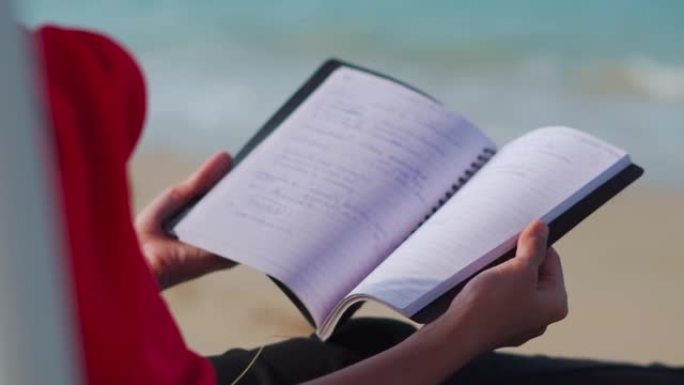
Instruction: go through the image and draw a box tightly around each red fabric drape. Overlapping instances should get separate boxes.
[35,25,216,385]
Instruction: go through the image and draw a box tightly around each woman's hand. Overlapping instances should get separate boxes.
[437,220,568,353]
[135,152,236,290]
[305,220,568,385]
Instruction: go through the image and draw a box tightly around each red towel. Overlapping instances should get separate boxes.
[35,25,215,385]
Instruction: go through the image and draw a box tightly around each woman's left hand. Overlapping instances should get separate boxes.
[135,151,236,290]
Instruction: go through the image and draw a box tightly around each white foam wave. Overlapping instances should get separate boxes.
[624,58,684,102]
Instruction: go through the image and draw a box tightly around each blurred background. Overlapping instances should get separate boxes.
[19,0,683,365]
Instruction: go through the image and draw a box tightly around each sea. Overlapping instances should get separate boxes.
[17,0,684,187]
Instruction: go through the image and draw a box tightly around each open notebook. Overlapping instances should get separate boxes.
[172,59,643,340]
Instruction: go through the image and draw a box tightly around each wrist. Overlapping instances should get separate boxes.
[422,312,485,359]
[304,314,485,385]
[395,313,485,383]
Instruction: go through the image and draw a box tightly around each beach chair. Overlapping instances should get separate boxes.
[0,1,80,383]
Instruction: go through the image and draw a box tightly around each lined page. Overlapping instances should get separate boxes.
[351,126,631,316]
[174,66,494,325]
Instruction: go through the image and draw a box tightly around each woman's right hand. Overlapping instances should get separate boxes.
[437,220,568,353]
[306,220,568,385]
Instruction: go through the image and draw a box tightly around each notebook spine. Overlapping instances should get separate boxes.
[412,147,496,232]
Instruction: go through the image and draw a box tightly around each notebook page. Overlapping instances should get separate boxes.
[351,126,631,316]
[174,66,494,325]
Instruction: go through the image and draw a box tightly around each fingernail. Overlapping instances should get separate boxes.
[534,221,548,240]
[539,223,548,237]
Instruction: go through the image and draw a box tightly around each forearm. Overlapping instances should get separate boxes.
[305,315,483,385]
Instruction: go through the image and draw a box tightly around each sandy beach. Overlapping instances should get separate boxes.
[131,149,684,366]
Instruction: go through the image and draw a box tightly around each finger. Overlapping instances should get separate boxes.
[153,242,237,289]
[530,326,547,338]
[178,151,232,198]
[181,243,237,270]
[515,220,548,268]
[537,248,568,322]
[502,326,547,347]
[539,247,564,288]
[518,326,547,342]
[136,152,232,233]
[540,292,569,324]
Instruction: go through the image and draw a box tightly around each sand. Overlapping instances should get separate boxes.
[130,149,684,366]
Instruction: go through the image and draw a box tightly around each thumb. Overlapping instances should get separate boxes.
[136,152,232,233]
[179,151,232,198]
[515,220,549,268]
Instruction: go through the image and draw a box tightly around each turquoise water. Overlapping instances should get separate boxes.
[18,1,684,186]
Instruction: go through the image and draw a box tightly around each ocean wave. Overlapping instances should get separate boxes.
[19,0,684,186]
[576,58,684,102]
[623,58,684,102]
